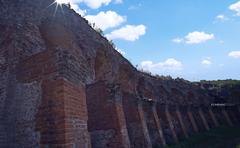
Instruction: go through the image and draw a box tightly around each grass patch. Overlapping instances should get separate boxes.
[167,126,240,148]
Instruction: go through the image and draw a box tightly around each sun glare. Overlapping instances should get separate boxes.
[55,0,69,4]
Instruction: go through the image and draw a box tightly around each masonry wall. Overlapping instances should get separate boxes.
[0,0,239,147]
[122,93,149,148]
[86,81,130,148]
[85,82,240,148]
[37,78,90,147]
[0,44,239,148]
[0,46,91,147]
[142,102,162,148]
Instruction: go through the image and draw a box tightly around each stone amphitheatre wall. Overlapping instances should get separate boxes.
[0,0,239,147]
[86,81,240,148]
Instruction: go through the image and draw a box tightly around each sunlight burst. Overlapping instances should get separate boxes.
[55,0,69,4]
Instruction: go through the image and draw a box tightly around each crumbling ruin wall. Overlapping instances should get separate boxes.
[86,81,130,148]
[0,0,93,147]
[0,0,239,148]
[122,93,149,148]
[86,81,240,148]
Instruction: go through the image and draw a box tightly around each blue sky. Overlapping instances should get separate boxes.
[57,0,240,81]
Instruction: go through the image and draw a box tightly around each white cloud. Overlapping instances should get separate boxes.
[229,1,240,16]
[60,0,122,12]
[173,31,214,44]
[115,0,123,4]
[185,31,214,44]
[71,3,87,15]
[201,59,212,65]
[106,25,146,41]
[67,0,111,10]
[128,3,142,10]
[172,38,183,43]
[201,57,212,66]
[228,51,240,58]
[85,11,126,31]
[216,14,228,21]
[216,15,225,19]
[140,58,183,72]
[116,48,126,55]
[79,0,111,9]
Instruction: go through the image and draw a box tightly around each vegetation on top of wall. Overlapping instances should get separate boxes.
[137,68,191,82]
[85,20,239,87]
[198,79,240,86]
[94,27,104,35]
[108,40,116,49]
[138,68,153,76]
[194,79,240,104]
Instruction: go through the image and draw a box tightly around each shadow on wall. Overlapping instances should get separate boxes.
[86,81,240,148]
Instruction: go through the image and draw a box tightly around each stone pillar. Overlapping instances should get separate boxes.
[176,106,188,138]
[208,108,219,127]
[152,103,166,146]
[165,105,178,143]
[87,82,130,148]
[138,100,152,148]
[115,99,131,148]
[38,78,91,148]
[222,108,233,126]
[198,108,210,131]
[229,106,238,124]
[187,107,199,133]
